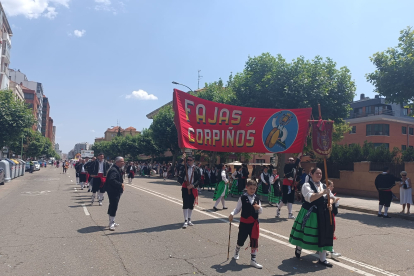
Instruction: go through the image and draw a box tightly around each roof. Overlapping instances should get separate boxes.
[124,127,137,131]
[106,126,123,132]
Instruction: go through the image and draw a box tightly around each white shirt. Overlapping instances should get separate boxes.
[98,160,104,173]
[231,193,263,216]
[301,181,334,203]
[221,170,229,183]
[185,165,195,185]
[232,171,238,179]
[270,174,279,184]
[81,164,85,173]
[261,172,269,184]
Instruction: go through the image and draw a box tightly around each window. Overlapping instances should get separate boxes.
[410,128,414,135]
[349,126,356,134]
[373,143,389,149]
[366,124,389,136]
[255,159,265,164]
[402,145,407,151]
[366,106,372,114]
[410,146,414,149]
[24,93,34,99]
[402,126,407,134]
[403,109,408,116]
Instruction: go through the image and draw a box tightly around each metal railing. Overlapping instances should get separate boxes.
[350,109,395,118]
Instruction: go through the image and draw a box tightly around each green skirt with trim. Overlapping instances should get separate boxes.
[230,179,243,195]
[289,207,333,252]
[256,183,270,196]
[213,181,229,201]
[268,184,282,204]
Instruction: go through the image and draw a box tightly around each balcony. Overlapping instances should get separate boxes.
[2,32,11,47]
[349,109,395,119]
[1,44,10,63]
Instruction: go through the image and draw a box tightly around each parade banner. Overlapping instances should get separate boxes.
[173,89,312,153]
[311,120,334,158]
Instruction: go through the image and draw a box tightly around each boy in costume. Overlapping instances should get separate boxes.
[229,179,263,269]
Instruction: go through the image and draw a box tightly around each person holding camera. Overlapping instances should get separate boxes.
[399,171,412,214]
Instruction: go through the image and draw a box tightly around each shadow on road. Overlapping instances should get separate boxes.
[211,258,251,273]
[277,256,328,275]
[107,218,222,236]
[78,225,105,233]
[338,212,414,230]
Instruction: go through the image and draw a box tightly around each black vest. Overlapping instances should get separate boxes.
[235,171,241,179]
[240,194,260,220]
[262,173,270,185]
[302,180,327,211]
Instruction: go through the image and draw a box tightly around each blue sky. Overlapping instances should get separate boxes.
[4,0,414,153]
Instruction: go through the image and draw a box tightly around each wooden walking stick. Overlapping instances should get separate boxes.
[318,104,333,225]
[227,222,232,260]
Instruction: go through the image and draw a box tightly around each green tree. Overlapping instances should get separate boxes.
[150,105,181,165]
[231,53,355,122]
[0,90,35,149]
[366,26,414,105]
[139,128,162,160]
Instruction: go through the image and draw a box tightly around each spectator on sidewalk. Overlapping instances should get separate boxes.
[375,167,401,218]
[399,171,412,215]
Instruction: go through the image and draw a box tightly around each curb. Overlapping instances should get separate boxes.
[340,204,414,222]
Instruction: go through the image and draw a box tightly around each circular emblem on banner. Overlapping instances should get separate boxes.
[262,111,299,153]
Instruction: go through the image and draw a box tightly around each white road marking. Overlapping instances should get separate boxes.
[127,184,398,276]
[82,204,90,216]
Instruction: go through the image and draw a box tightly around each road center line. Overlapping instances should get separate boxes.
[82,204,90,216]
[127,183,397,276]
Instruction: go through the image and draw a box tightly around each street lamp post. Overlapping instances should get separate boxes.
[172,81,194,93]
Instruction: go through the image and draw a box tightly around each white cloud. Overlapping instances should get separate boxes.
[73,30,86,38]
[90,130,95,133]
[126,90,158,100]
[95,0,111,5]
[43,7,58,19]
[2,0,70,19]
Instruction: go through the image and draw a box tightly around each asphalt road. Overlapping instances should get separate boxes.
[0,167,412,276]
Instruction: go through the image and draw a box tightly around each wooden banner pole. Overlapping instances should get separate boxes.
[318,104,333,225]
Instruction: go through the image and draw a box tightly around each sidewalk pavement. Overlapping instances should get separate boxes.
[339,195,414,221]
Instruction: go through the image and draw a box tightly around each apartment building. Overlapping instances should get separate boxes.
[22,86,40,132]
[9,80,23,101]
[0,4,12,90]
[95,126,140,143]
[340,94,414,150]
[9,69,44,132]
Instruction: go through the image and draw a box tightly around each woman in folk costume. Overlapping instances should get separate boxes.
[210,165,218,191]
[257,166,271,204]
[240,164,249,192]
[289,167,335,267]
[213,164,229,211]
[230,166,244,196]
[203,166,212,191]
[269,168,282,206]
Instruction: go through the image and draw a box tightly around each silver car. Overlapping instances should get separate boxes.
[33,161,41,171]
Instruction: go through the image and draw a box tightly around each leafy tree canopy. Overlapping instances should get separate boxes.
[0,90,35,148]
[366,26,414,105]
[231,53,356,123]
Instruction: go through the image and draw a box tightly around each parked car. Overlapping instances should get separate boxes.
[25,163,31,171]
[0,167,4,185]
[33,161,40,171]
